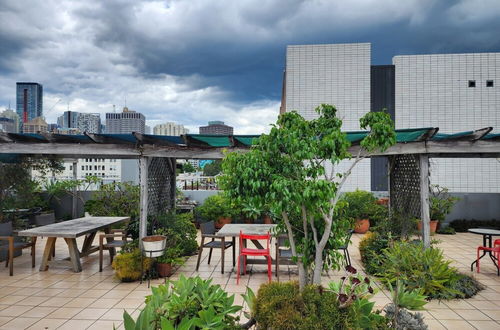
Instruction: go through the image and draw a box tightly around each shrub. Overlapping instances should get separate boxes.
[358,232,390,275]
[378,241,481,300]
[84,182,140,220]
[342,190,378,221]
[112,246,152,282]
[196,193,236,221]
[445,273,484,299]
[123,275,241,330]
[436,227,456,235]
[154,212,198,256]
[449,219,500,232]
[254,281,356,329]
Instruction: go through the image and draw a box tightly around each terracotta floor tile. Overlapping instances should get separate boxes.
[87,320,120,330]
[481,309,500,321]
[468,320,500,330]
[100,308,128,321]
[0,317,12,327]
[26,306,58,318]
[0,317,39,329]
[78,289,109,299]
[17,295,51,306]
[113,298,142,309]
[73,308,108,320]
[438,319,476,329]
[57,319,95,330]
[26,318,66,330]
[0,295,26,305]
[429,308,463,320]
[64,297,96,308]
[455,309,492,321]
[40,297,73,307]
[89,298,122,309]
[47,307,83,319]
[0,305,33,317]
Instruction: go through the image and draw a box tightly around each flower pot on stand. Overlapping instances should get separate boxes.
[156,262,173,277]
[263,214,273,224]
[417,220,439,234]
[215,217,232,229]
[141,235,166,257]
[354,219,370,234]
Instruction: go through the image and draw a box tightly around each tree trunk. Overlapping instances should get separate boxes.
[298,263,307,289]
[312,249,324,284]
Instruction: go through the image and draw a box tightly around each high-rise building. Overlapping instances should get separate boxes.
[16,82,43,125]
[57,111,80,129]
[199,121,233,135]
[0,118,16,133]
[0,109,20,133]
[154,122,189,136]
[22,116,48,133]
[105,107,145,134]
[77,113,101,133]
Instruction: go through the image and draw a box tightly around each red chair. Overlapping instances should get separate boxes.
[476,239,500,275]
[237,231,272,284]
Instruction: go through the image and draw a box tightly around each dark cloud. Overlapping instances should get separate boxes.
[0,0,499,133]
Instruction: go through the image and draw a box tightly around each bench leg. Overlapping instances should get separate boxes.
[40,237,56,271]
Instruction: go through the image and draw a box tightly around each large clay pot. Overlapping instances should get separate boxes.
[354,219,370,234]
[156,263,173,277]
[215,217,232,229]
[417,220,439,234]
[141,235,166,257]
[376,198,389,206]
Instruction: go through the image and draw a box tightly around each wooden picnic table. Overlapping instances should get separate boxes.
[18,216,129,273]
[216,224,278,273]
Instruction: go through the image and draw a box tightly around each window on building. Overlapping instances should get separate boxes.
[81,166,84,170]
[70,165,73,171]
[468,80,476,87]
[486,80,494,87]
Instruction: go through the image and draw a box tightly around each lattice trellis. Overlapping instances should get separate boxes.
[389,154,421,219]
[146,157,176,216]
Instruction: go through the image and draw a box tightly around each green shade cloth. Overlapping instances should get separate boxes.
[188,135,231,147]
[234,136,260,146]
[432,131,473,141]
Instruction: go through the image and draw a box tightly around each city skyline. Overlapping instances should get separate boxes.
[1,1,500,134]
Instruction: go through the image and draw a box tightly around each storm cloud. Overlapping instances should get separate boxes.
[1,0,499,133]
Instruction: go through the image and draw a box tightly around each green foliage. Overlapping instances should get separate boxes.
[378,241,478,300]
[447,273,484,299]
[84,182,140,220]
[358,232,391,275]
[388,281,427,311]
[123,275,241,330]
[112,247,152,282]
[181,162,196,173]
[156,247,185,265]
[254,281,357,329]
[220,104,396,287]
[373,210,418,240]
[429,185,459,221]
[153,211,198,256]
[203,160,222,176]
[196,193,235,221]
[436,226,456,235]
[341,190,377,220]
[449,219,500,232]
[384,304,428,330]
[241,287,256,320]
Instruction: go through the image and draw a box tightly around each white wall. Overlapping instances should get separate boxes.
[394,53,500,192]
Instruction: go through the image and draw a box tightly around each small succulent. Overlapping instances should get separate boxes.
[384,304,428,330]
[328,266,375,308]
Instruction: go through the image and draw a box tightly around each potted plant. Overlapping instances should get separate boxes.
[156,247,184,277]
[197,193,235,229]
[112,242,152,282]
[418,185,459,233]
[141,235,167,257]
[342,190,378,234]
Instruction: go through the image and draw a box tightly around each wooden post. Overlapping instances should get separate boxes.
[420,155,431,248]
[139,157,149,242]
[72,160,78,218]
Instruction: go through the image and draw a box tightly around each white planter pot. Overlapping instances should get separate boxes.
[141,235,166,257]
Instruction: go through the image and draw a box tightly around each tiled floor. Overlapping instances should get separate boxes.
[0,232,499,329]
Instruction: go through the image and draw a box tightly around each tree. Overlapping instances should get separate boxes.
[182,162,196,173]
[203,160,222,176]
[220,104,396,289]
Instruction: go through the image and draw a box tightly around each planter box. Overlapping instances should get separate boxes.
[30,212,56,226]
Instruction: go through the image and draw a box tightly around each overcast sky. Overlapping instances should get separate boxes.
[1,0,499,134]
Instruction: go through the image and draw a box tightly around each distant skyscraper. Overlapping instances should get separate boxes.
[105,107,145,134]
[16,82,43,125]
[57,111,80,129]
[199,121,233,135]
[0,109,20,133]
[154,122,189,136]
[77,113,101,133]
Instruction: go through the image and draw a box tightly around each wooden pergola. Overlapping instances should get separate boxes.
[1,128,499,247]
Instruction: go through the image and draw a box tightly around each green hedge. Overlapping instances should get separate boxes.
[449,219,500,232]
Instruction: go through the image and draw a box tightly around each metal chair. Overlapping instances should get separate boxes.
[0,221,37,276]
[99,228,130,272]
[196,221,235,274]
[275,235,295,280]
[337,229,354,267]
[476,239,500,276]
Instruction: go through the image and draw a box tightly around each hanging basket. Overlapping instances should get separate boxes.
[141,235,167,257]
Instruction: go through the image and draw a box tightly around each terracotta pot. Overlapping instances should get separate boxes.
[156,263,173,277]
[215,217,232,229]
[244,218,254,224]
[354,219,370,234]
[376,198,389,206]
[417,220,439,234]
[263,215,273,224]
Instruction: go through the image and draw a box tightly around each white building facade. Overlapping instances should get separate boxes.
[394,53,500,193]
[284,43,372,191]
[154,122,189,136]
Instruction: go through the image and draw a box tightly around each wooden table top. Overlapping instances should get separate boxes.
[216,224,277,237]
[17,216,130,238]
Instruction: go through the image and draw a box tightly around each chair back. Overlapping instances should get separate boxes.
[200,221,216,235]
[239,230,270,250]
[0,221,13,237]
[277,235,289,248]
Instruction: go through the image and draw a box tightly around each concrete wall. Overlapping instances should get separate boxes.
[445,193,500,224]
[181,190,219,205]
[42,191,94,219]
